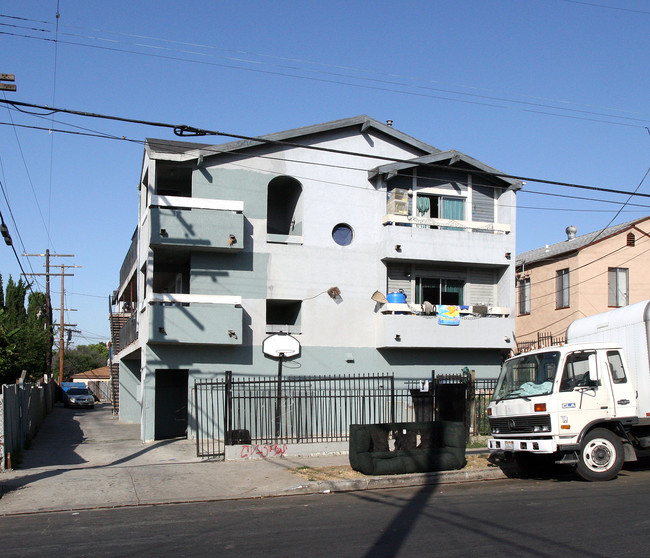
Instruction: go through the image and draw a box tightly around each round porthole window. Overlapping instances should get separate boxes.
[332,223,354,246]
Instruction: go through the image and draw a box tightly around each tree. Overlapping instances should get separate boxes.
[23,291,50,379]
[0,275,51,384]
[52,343,109,381]
[0,308,18,383]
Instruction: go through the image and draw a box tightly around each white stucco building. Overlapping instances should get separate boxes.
[110,115,521,441]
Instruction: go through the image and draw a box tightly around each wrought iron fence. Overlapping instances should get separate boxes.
[193,371,491,459]
[471,378,498,435]
[516,331,565,354]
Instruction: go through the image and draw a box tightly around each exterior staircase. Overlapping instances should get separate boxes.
[108,312,130,414]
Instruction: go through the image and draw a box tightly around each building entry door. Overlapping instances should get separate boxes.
[155,369,189,440]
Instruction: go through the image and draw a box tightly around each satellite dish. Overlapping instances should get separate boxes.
[262,333,301,358]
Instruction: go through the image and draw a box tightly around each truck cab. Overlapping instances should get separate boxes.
[487,342,638,481]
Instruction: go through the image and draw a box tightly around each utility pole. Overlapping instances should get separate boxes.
[53,263,81,384]
[0,73,16,92]
[25,258,81,385]
[23,251,74,380]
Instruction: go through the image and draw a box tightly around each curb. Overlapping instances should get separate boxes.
[283,466,512,496]
[0,467,514,517]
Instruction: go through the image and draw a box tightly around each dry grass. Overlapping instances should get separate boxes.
[292,453,493,481]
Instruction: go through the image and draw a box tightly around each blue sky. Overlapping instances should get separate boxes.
[1,0,649,346]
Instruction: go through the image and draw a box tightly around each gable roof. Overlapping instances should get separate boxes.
[517,216,650,266]
[145,115,440,162]
[369,149,522,189]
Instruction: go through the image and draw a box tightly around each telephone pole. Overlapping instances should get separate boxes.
[23,253,79,383]
[0,73,16,92]
[53,263,80,384]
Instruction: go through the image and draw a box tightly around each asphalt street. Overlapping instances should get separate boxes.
[3,471,650,557]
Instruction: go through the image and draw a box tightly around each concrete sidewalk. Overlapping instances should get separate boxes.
[0,404,508,516]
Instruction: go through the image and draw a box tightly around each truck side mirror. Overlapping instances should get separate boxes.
[588,354,599,384]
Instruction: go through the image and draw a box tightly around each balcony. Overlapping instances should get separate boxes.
[382,213,511,234]
[376,305,513,349]
[148,293,243,345]
[119,228,138,291]
[149,195,244,251]
[381,216,513,265]
[118,312,138,349]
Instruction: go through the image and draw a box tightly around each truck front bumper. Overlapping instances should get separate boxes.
[487,437,556,454]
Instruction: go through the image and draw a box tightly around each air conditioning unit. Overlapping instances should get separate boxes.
[387,199,408,215]
[388,188,408,202]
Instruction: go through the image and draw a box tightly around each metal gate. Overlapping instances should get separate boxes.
[194,371,474,459]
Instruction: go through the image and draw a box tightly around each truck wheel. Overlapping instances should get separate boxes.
[576,428,624,481]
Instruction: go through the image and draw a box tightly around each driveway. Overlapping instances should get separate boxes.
[10,403,198,469]
[0,403,201,514]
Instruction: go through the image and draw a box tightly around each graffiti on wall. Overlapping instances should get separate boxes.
[240,444,288,459]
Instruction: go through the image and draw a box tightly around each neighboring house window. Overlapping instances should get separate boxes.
[608,268,629,307]
[266,300,301,333]
[267,176,302,236]
[518,277,531,315]
[556,268,570,309]
[415,277,464,305]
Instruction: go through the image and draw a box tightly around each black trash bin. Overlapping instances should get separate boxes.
[225,429,251,445]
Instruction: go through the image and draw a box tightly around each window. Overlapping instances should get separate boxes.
[518,277,531,315]
[155,163,192,197]
[556,268,570,309]
[267,176,302,237]
[608,268,628,307]
[415,194,465,229]
[560,351,597,391]
[266,300,301,334]
[607,351,627,384]
[332,223,354,246]
[492,352,558,400]
[415,277,464,305]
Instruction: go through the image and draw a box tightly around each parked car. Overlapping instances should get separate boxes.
[63,387,95,409]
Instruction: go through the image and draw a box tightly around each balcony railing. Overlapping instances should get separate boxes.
[148,293,243,345]
[119,229,138,289]
[382,213,511,234]
[119,312,138,349]
[376,305,514,350]
[149,195,244,251]
[380,303,510,317]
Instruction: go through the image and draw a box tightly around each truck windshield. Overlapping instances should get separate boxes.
[492,351,559,401]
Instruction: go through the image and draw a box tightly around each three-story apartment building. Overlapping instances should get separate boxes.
[111,116,521,441]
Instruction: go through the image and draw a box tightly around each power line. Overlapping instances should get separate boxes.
[559,0,650,15]
[1,96,56,250]
[2,98,650,205]
[1,25,648,129]
[4,11,647,123]
[0,208,35,295]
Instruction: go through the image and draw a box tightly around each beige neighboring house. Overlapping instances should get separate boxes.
[515,217,650,350]
[71,366,111,401]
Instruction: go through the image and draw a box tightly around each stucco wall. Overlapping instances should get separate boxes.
[516,221,650,342]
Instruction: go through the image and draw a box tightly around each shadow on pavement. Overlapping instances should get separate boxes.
[0,404,181,502]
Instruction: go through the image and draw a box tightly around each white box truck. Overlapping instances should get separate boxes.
[487,299,650,481]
